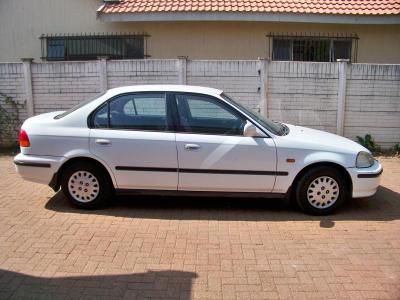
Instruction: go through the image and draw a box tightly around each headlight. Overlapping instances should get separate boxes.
[356,151,374,168]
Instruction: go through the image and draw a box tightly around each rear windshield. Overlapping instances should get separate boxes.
[54,92,106,119]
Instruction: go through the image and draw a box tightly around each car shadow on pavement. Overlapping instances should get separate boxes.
[0,269,197,299]
[45,186,400,224]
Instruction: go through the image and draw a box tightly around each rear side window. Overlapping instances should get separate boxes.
[92,93,168,131]
[93,104,108,128]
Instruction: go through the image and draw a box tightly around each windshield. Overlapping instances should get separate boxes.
[54,92,106,119]
[221,93,287,136]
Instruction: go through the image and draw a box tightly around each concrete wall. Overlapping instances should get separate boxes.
[0,59,399,148]
[268,62,339,134]
[31,62,100,115]
[1,0,400,63]
[345,64,400,146]
[0,64,26,146]
[107,60,178,89]
[187,60,261,111]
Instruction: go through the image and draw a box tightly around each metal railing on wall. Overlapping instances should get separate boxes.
[40,32,151,61]
[266,32,359,63]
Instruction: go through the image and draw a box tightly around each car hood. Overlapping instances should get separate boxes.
[282,124,368,155]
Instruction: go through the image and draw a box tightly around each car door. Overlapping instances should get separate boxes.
[89,92,178,190]
[173,93,277,193]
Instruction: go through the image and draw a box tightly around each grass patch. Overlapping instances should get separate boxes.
[0,145,19,156]
[373,149,400,159]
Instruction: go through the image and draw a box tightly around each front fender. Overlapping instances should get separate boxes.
[303,151,354,168]
[273,149,354,193]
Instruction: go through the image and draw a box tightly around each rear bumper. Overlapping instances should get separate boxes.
[14,153,64,186]
[347,160,383,198]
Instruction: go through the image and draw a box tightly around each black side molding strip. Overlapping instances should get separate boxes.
[116,166,288,176]
[14,161,51,168]
[357,169,383,178]
[116,166,178,172]
[179,169,288,176]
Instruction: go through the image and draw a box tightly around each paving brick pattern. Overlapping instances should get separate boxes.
[0,156,399,299]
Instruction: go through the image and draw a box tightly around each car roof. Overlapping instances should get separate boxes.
[106,85,223,97]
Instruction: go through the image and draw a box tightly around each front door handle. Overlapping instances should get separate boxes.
[95,139,111,146]
[184,144,201,151]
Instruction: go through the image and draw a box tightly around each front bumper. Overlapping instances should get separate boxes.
[347,160,383,198]
[14,153,64,186]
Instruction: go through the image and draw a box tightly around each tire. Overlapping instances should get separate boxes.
[295,166,349,215]
[61,162,112,209]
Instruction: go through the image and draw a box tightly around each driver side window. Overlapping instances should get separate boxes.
[175,94,246,135]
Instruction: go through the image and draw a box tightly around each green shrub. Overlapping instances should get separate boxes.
[356,134,378,151]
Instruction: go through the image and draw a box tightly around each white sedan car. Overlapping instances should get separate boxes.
[14,85,382,215]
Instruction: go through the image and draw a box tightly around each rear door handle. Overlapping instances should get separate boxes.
[95,139,111,146]
[184,144,201,151]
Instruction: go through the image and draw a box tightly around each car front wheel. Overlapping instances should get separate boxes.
[61,162,112,209]
[295,166,348,215]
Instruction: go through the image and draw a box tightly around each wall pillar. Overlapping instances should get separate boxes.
[336,59,350,136]
[21,58,34,117]
[258,58,269,117]
[177,56,188,85]
[98,56,108,93]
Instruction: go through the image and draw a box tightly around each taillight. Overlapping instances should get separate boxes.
[19,129,30,147]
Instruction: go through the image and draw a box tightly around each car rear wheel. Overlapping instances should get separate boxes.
[61,162,112,209]
[295,166,348,215]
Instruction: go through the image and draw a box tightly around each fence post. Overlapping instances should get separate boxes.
[177,56,188,85]
[258,58,269,117]
[336,59,350,136]
[98,56,108,92]
[21,58,34,117]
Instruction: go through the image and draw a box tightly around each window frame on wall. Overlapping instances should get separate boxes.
[267,33,359,63]
[40,33,150,61]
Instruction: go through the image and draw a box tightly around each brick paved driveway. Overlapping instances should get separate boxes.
[0,156,399,299]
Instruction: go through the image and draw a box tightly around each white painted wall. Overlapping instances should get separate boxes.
[187,60,261,111]
[0,60,399,148]
[268,62,339,134]
[345,64,400,147]
[31,61,100,114]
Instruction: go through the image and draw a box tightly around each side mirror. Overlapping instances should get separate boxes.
[243,121,260,137]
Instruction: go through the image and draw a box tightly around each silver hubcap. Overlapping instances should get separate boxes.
[307,176,339,209]
[68,171,99,203]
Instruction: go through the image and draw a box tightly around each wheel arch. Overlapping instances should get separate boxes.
[288,161,353,197]
[50,156,116,192]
